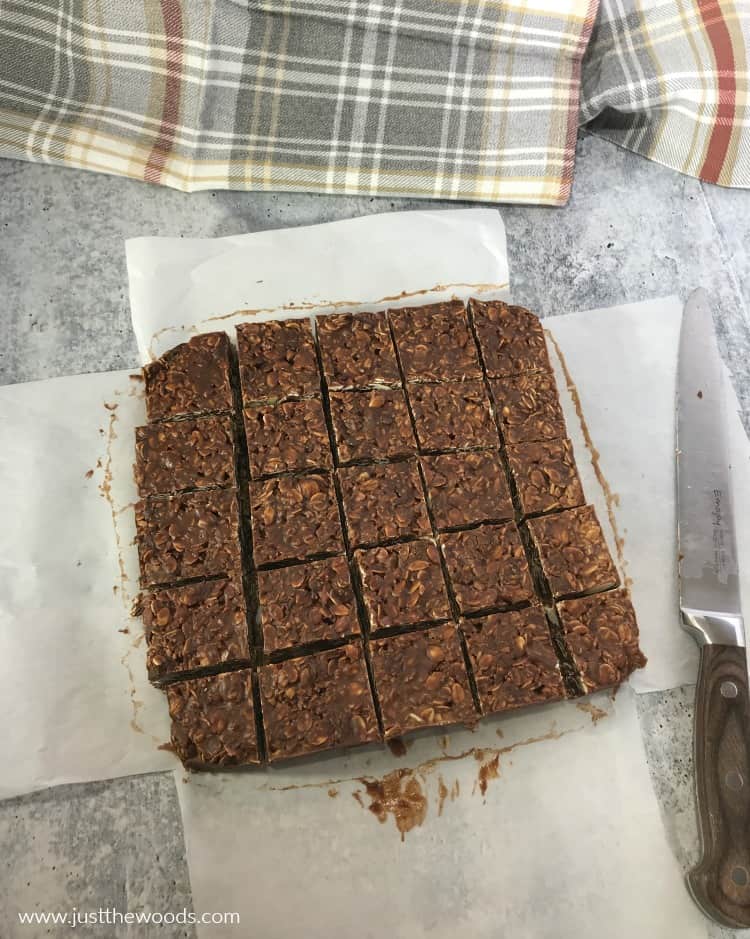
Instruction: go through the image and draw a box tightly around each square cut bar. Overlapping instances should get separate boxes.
[317,311,400,389]
[259,642,380,761]
[338,460,431,547]
[440,522,535,614]
[507,438,584,516]
[355,540,450,631]
[258,556,360,653]
[244,398,332,478]
[143,576,251,683]
[558,588,647,691]
[408,381,497,452]
[167,669,260,768]
[527,504,619,599]
[249,473,343,566]
[468,299,551,378]
[135,488,242,587]
[134,415,236,497]
[144,332,234,422]
[389,300,482,382]
[329,388,416,464]
[490,369,566,445]
[461,606,565,714]
[370,623,477,738]
[236,319,319,403]
[420,450,513,530]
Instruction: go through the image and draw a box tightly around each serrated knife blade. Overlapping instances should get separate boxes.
[676,288,750,928]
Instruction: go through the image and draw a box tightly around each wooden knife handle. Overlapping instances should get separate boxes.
[688,643,750,927]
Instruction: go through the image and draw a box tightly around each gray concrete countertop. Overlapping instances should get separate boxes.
[1,131,749,938]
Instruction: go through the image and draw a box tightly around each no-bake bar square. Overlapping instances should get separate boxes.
[527,504,619,599]
[490,369,566,444]
[144,332,234,422]
[249,473,343,566]
[440,522,535,614]
[134,415,236,496]
[461,606,565,714]
[370,623,476,738]
[408,381,497,452]
[420,450,513,529]
[236,319,319,403]
[558,588,646,692]
[355,540,450,631]
[329,388,415,464]
[317,311,400,389]
[143,576,251,683]
[389,300,482,382]
[507,438,584,516]
[257,556,360,653]
[468,299,551,378]
[244,398,332,478]
[167,669,260,767]
[135,488,242,587]
[259,643,380,761]
[338,460,430,547]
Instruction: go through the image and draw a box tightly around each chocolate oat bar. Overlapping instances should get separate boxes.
[338,460,431,547]
[144,332,234,422]
[236,319,319,403]
[259,642,381,761]
[329,388,416,464]
[167,668,260,767]
[420,450,513,529]
[507,438,584,516]
[143,576,251,683]
[370,623,477,737]
[461,606,566,714]
[244,398,331,478]
[134,415,236,496]
[317,311,400,389]
[468,299,551,378]
[257,556,360,653]
[408,380,497,452]
[490,369,566,445]
[558,588,647,691]
[135,488,242,587]
[389,300,482,382]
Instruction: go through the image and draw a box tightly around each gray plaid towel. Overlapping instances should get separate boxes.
[0,0,747,204]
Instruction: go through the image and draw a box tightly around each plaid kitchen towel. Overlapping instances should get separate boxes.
[0,0,747,204]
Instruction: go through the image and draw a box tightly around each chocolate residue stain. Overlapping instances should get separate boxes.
[476,753,500,797]
[129,373,144,382]
[104,401,118,412]
[437,776,449,816]
[495,727,504,739]
[576,699,609,724]
[98,406,130,599]
[546,333,631,589]
[362,770,428,841]
[84,468,94,479]
[352,791,364,808]
[118,627,129,634]
[387,737,408,758]
[158,741,176,753]
[328,788,339,798]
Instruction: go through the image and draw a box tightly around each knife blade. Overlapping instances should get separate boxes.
[677,287,750,928]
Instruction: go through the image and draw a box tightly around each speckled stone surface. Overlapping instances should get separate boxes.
[1,131,750,937]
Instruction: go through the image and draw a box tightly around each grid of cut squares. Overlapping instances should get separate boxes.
[136,304,645,768]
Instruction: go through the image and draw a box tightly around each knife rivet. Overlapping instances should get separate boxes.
[720,681,739,699]
[731,867,748,888]
[726,770,744,791]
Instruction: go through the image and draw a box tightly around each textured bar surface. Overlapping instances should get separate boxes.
[329,388,416,463]
[317,311,400,389]
[490,370,566,444]
[237,319,319,403]
[469,299,551,378]
[408,381,497,452]
[389,300,482,382]
[421,450,513,529]
[338,460,431,547]
[144,332,233,422]
[507,438,584,516]
[244,398,331,478]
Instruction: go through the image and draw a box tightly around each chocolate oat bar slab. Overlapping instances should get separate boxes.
[249,473,344,566]
[135,488,242,587]
[167,668,260,767]
[420,450,513,530]
[258,556,360,653]
[236,319,319,403]
[134,415,236,497]
[370,623,477,738]
[558,588,647,692]
[468,299,551,378]
[408,380,497,452]
[244,398,332,478]
[144,332,234,422]
[490,369,566,445]
[507,438,584,516]
[259,642,381,761]
[317,311,400,389]
[329,388,416,464]
[461,606,566,714]
[338,460,431,547]
[355,539,450,631]
[143,576,251,683]
[527,504,619,599]
[389,300,482,382]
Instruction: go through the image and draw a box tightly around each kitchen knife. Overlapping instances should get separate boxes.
[677,287,750,927]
